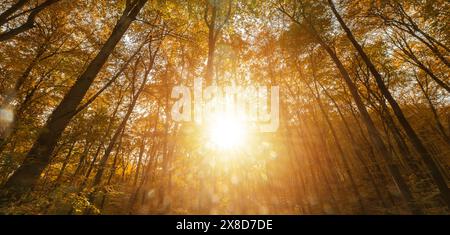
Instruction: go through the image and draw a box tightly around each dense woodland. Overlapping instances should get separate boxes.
[0,0,449,214]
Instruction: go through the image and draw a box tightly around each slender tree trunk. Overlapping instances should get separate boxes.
[0,0,60,41]
[99,129,124,211]
[0,0,29,26]
[380,2,450,67]
[285,8,422,212]
[1,0,148,199]
[71,141,92,182]
[55,140,76,184]
[80,143,102,188]
[328,0,450,209]
[395,35,450,93]
[415,74,450,145]
[203,0,231,86]
[307,80,366,213]
[318,81,390,209]
[133,139,145,187]
[91,58,153,189]
[204,4,217,86]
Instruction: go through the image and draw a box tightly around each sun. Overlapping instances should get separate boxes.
[207,115,247,150]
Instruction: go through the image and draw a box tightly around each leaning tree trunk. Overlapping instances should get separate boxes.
[307,24,421,213]
[328,0,450,209]
[1,0,148,200]
[0,0,60,42]
[307,80,366,213]
[0,0,29,26]
[91,49,156,189]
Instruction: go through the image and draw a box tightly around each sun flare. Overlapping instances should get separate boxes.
[207,115,247,150]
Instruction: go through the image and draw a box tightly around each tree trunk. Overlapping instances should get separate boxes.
[0,0,60,41]
[328,0,450,209]
[55,140,76,184]
[1,0,148,199]
[288,8,422,213]
[204,2,217,86]
[0,0,29,26]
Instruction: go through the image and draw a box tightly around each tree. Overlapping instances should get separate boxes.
[1,0,149,199]
[0,0,61,41]
[327,0,450,209]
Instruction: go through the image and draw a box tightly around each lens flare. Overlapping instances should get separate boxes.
[207,114,246,150]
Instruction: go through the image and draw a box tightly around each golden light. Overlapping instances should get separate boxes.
[207,114,247,150]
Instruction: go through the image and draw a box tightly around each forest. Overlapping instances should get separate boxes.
[0,0,449,215]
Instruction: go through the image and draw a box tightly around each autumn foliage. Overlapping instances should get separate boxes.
[0,0,449,214]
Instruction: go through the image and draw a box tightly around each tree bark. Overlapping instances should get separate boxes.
[328,0,450,209]
[1,0,148,199]
[0,0,60,41]
[0,0,29,26]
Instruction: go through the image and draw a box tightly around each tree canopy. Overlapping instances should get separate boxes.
[0,0,448,214]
